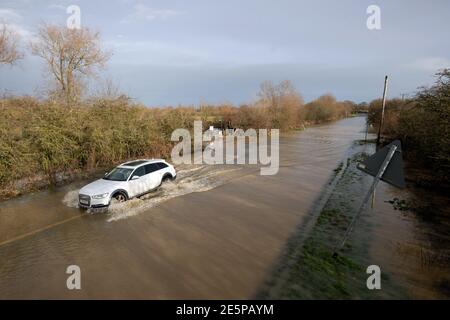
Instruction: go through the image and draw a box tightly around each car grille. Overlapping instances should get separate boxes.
[78,194,91,207]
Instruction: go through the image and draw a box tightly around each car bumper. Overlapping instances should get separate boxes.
[78,194,110,209]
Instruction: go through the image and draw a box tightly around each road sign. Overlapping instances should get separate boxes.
[357,140,406,189]
[333,140,406,256]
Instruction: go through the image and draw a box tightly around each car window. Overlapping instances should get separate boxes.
[157,162,168,169]
[103,167,133,181]
[132,166,145,178]
[144,163,160,174]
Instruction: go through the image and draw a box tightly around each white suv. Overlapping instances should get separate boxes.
[78,159,176,209]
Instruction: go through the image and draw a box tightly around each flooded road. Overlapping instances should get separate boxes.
[0,117,367,299]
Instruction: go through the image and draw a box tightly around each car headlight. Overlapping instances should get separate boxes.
[92,193,109,199]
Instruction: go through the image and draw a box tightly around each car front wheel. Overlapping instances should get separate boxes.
[113,193,127,202]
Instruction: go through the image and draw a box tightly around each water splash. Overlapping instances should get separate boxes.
[62,190,79,208]
[107,166,241,221]
[61,165,242,221]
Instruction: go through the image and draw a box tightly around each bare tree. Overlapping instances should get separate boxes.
[89,77,130,104]
[258,80,304,130]
[0,23,23,65]
[31,24,111,104]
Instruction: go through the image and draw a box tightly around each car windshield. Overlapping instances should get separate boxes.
[103,167,133,181]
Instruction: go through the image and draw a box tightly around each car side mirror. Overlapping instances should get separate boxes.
[131,175,140,180]
[104,172,109,177]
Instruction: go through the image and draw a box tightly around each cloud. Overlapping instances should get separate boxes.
[106,36,296,68]
[407,57,450,72]
[47,4,67,11]
[0,8,32,40]
[0,8,21,21]
[3,22,32,39]
[106,39,208,66]
[122,4,185,22]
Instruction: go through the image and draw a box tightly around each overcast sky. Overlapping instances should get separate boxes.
[0,0,449,105]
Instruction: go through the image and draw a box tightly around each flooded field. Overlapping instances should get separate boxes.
[0,116,446,299]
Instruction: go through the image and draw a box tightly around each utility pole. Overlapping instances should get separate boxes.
[365,121,369,142]
[376,75,389,146]
[365,104,369,142]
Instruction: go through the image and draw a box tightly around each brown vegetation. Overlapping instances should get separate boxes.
[0,22,356,198]
[0,87,355,198]
[303,94,353,124]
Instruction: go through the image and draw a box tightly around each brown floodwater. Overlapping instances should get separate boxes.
[0,117,365,299]
[3,116,441,299]
[369,172,450,299]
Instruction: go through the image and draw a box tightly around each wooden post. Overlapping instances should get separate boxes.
[376,76,389,146]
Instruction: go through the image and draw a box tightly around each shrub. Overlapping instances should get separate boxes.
[367,70,450,181]
[0,81,354,191]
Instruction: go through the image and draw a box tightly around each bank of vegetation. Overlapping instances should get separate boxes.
[0,22,359,199]
[0,87,356,199]
[367,69,450,187]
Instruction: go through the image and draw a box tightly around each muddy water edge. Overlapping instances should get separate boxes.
[258,139,450,299]
[0,116,448,299]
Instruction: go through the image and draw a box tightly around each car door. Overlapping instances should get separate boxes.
[128,165,146,197]
[157,162,169,175]
[144,163,162,191]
